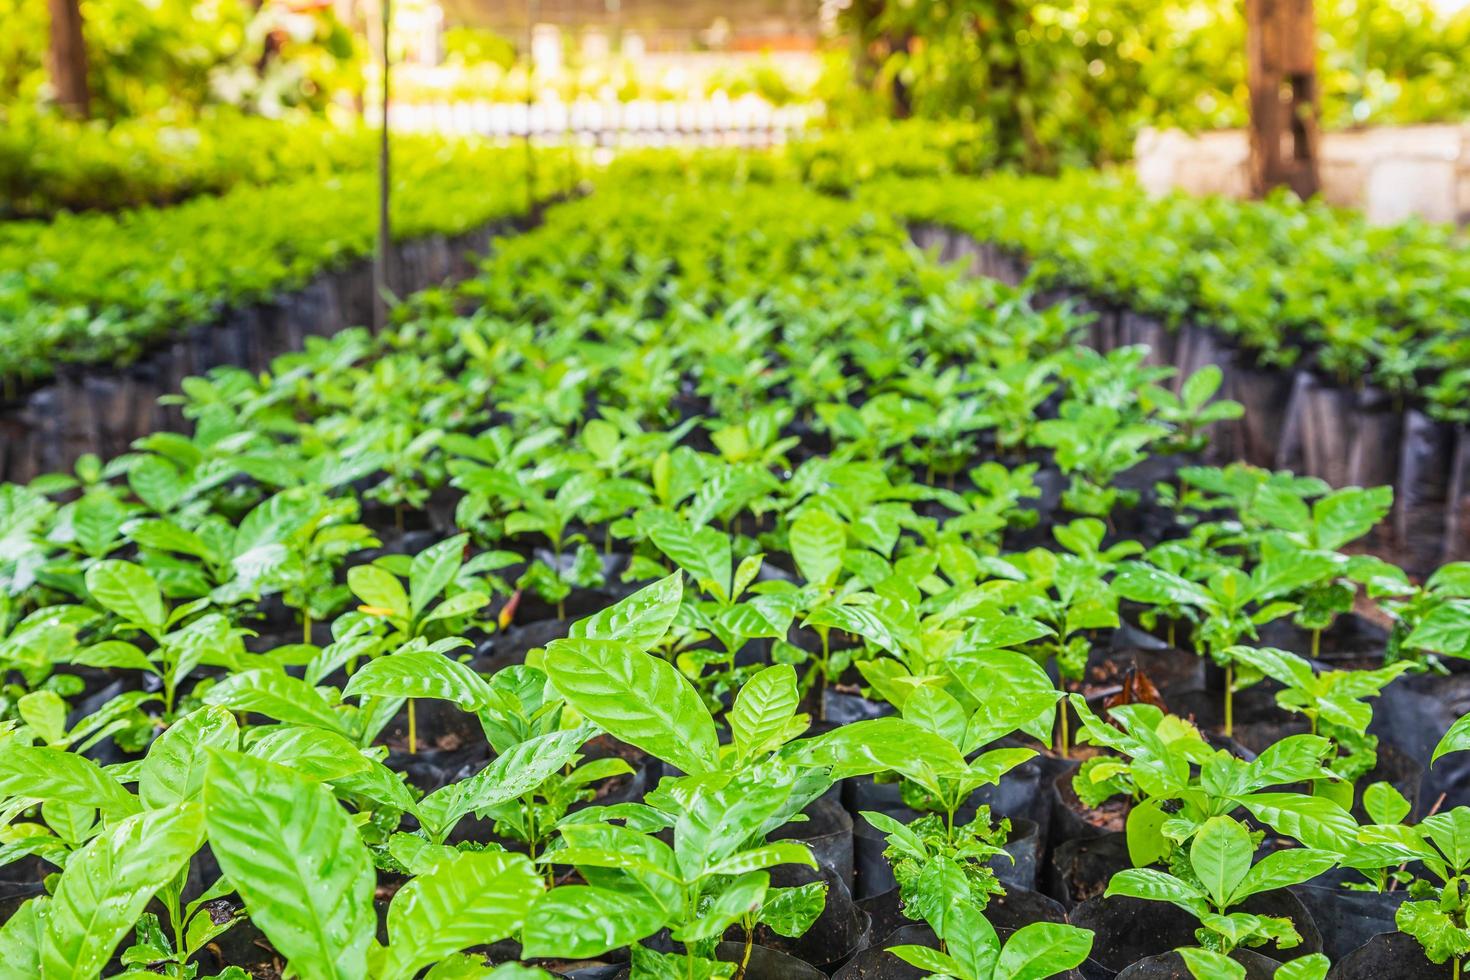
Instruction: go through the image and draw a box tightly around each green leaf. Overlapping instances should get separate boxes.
[1176,947,1246,980]
[569,572,683,651]
[0,896,46,980]
[1397,899,1470,965]
[1433,710,1470,765]
[789,509,845,588]
[520,886,666,959]
[421,591,489,625]
[729,664,800,761]
[378,850,543,980]
[17,691,67,745]
[1112,563,1213,610]
[650,523,732,602]
[249,726,373,781]
[125,518,215,561]
[84,560,166,634]
[1126,797,1172,867]
[40,803,205,979]
[0,744,140,820]
[202,668,351,736]
[1363,781,1412,825]
[950,649,1062,745]
[139,705,239,808]
[544,637,717,774]
[343,648,497,711]
[203,749,375,979]
[888,944,962,975]
[1231,848,1337,904]
[1227,646,1315,691]
[703,841,817,878]
[348,564,410,621]
[758,882,827,938]
[1235,793,1357,851]
[943,900,1002,979]
[68,640,156,673]
[417,727,592,842]
[1275,953,1331,980]
[410,534,468,619]
[1104,868,1207,914]
[674,871,769,942]
[1313,486,1393,551]
[1191,816,1253,909]
[997,921,1095,980]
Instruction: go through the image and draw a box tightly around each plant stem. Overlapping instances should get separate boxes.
[302,612,312,646]
[1224,662,1234,738]
[1057,685,1070,758]
[735,931,755,980]
[817,628,831,722]
[1312,627,1321,660]
[407,698,417,754]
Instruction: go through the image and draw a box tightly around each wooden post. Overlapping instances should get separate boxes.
[1246,0,1320,199]
[47,0,90,117]
[374,0,392,331]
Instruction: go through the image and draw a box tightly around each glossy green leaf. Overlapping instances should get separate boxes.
[789,508,845,587]
[729,663,800,760]
[1176,946,1246,980]
[410,534,468,618]
[520,885,666,959]
[378,850,543,980]
[544,637,717,774]
[84,560,166,634]
[417,727,592,841]
[1235,793,1357,851]
[203,749,375,979]
[343,648,498,711]
[568,572,683,651]
[139,705,239,808]
[1190,816,1252,909]
[998,921,1095,980]
[0,895,46,980]
[348,564,410,621]
[0,744,140,820]
[202,668,351,736]
[40,803,205,979]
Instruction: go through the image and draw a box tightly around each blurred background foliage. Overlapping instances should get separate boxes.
[0,0,357,120]
[2,0,1469,174]
[833,0,1470,170]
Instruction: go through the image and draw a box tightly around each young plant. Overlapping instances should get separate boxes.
[1176,948,1329,980]
[1226,645,1408,797]
[807,648,1058,833]
[1105,815,1336,955]
[1359,807,1470,978]
[1009,518,1133,754]
[347,534,490,751]
[77,559,252,719]
[1069,697,1355,867]
[1030,402,1167,523]
[1112,555,1331,735]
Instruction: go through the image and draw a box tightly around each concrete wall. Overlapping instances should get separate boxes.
[1134,124,1470,225]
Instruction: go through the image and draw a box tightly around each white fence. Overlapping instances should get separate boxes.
[386,97,818,146]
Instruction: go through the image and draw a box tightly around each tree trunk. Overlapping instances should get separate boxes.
[47,0,89,117]
[1246,0,1320,199]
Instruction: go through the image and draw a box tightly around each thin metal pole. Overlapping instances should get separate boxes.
[374,0,392,331]
[525,0,537,213]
